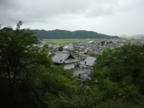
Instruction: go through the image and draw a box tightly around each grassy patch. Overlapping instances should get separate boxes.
[44,39,98,44]
[136,38,144,41]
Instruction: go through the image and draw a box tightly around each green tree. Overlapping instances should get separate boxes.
[0,22,52,108]
[101,41,105,46]
[0,22,81,108]
[90,44,144,106]
[58,46,63,51]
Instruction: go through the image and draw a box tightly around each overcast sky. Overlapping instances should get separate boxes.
[0,0,144,36]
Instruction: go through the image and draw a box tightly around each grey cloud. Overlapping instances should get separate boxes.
[0,0,144,35]
[0,0,89,25]
[0,0,113,24]
[85,6,115,17]
[1,0,118,20]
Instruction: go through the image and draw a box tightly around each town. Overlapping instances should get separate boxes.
[38,38,144,80]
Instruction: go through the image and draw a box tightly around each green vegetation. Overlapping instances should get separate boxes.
[58,46,63,51]
[44,39,94,44]
[136,38,144,41]
[0,22,79,108]
[33,29,120,39]
[0,22,144,108]
[90,44,144,107]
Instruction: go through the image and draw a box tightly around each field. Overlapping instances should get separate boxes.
[136,38,144,41]
[44,39,98,44]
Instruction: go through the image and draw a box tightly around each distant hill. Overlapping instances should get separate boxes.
[122,34,144,38]
[32,29,120,39]
[130,34,144,38]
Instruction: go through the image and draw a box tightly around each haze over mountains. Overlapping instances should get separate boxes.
[32,29,120,39]
[122,34,144,38]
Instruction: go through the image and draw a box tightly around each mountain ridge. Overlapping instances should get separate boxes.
[32,29,120,39]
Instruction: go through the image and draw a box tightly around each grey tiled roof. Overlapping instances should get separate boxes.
[81,56,96,66]
[64,59,79,63]
[52,51,79,64]
[73,69,91,81]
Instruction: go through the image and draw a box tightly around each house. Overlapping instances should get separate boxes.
[73,69,91,81]
[52,51,79,69]
[63,44,74,51]
[80,56,96,68]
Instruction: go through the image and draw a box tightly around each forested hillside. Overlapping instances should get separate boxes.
[32,29,120,39]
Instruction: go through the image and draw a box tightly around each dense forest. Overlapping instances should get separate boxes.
[32,29,120,39]
[0,22,144,108]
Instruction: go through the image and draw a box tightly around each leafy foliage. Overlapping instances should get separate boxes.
[91,44,144,106]
[0,22,80,108]
[58,46,63,51]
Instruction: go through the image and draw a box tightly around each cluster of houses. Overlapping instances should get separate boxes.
[38,39,144,80]
[51,51,96,80]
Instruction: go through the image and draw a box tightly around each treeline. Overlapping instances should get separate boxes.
[0,22,144,108]
[32,29,120,39]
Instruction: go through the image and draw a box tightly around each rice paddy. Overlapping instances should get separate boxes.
[44,39,98,44]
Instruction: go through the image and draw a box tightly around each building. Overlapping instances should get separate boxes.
[52,51,79,69]
[80,56,96,67]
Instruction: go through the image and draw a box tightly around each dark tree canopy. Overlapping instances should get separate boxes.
[91,44,144,104]
[0,21,53,107]
[58,46,63,51]
[32,29,120,39]
[0,22,81,108]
